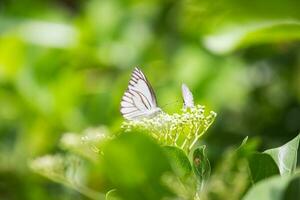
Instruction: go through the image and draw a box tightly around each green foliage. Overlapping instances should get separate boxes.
[1,0,300,199]
[164,146,192,179]
[101,132,172,200]
[26,123,300,200]
[183,0,300,53]
[243,173,300,200]
[248,153,280,183]
[199,134,300,200]
[30,153,105,200]
[106,189,121,200]
[264,134,300,175]
[243,134,300,200]
[199,141,252,200]
[283,176,300,200]
[191,146,211,193]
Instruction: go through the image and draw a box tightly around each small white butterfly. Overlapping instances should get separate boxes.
[181,83,194,109]
[120,67,162,120]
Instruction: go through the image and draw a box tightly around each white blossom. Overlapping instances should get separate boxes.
[60,126,111,160]
[122,105,217,152]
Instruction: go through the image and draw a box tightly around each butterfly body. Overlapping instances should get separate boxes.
[121,67,162,120]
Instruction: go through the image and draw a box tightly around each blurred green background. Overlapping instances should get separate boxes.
[0,0,300,199]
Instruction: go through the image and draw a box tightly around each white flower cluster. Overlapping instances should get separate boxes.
[60,126,111,161]
[29,154,66,181]
[121,105,217,152]
[30,154,102,199]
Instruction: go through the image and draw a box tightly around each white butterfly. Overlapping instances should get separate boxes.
[120,67,162,120]
[181,83,194,109]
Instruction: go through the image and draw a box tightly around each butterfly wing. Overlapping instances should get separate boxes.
[121,67,159,120]
[182,83,194,109]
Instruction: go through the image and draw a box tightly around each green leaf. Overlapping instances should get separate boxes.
[243,172,300,200]
[203,20,300,54]
[282,176,300,200]
[102,132,173,200]
[106,189,121,200]
[182,0,300,54]
[163,146,197,199]
[191,145,211,192]
[248,153,280,183]
[237,136,260,158]
[264,134,300,175]
[164,146,192,179]
[240,136,249,148]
